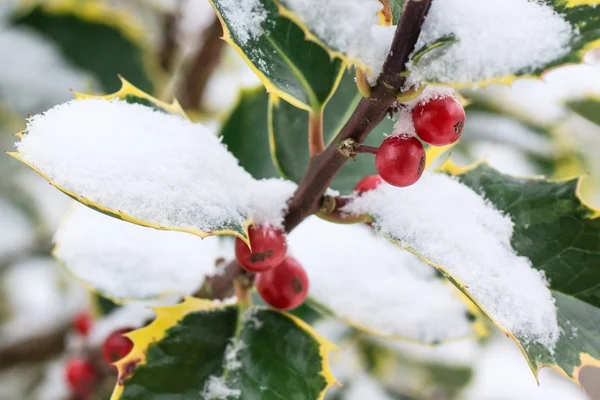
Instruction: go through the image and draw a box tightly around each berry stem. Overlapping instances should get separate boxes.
[308,110,325,156]
[283,0,433,232]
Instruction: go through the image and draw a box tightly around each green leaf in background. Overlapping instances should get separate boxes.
[91,292,120,317]
[209,0,344,113]
[111,298,337,399]
[567,96,600,127]
[220,87,279,179]
[378,0,404,25]
[439,161,600,385]
[11,0,161,94]
[270,71,394,194]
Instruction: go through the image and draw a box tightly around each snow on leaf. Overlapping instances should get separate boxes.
[9,88,296,242]
[53,204,232,301]
[289,217,477,343]
[343,171,560,351]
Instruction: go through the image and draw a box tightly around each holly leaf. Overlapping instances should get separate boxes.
[378,0,404,25]
[289,217,486,343]
[270,71,394,193]
[567,96,600,126]
[53,205,231,301]
[111,298,338,399]
[345,161,600,385]
[220,87,279,179]
[8,80,297,244]
[10,0,161,93]
[209,0,344,113]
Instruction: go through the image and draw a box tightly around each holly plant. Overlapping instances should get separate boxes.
[4,0,600,399]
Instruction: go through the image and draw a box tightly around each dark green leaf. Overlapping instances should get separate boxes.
[567,96,600,126]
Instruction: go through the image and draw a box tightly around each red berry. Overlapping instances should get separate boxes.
[65,357,98,398]
[354,175,383,194]
[235,225,287,272]
[102,328,133,365]
[72,311,93,337]
[375,135,426,187]
[256,257,309,310]
[412,96,465,146]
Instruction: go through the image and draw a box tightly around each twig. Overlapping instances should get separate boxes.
[283,0,432,232]
[178,16,225,111]
[194,260,252,300]
[159,8,180,72]
[308,111,325,156]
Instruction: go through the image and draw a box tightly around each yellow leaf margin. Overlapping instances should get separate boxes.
[109,298,340,400]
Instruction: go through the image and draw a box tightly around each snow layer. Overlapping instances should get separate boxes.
[0,197,34,261]
[408,0,574,85]
[289,217,472,342]
[54,204,233,300]
[217,0,266,45]
[344,173,559,350]
[280,0,394,78]
[201,376,241,399]
[15,99,296,233]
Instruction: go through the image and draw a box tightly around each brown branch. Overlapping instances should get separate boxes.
[308,111,325,156]
[283,0,432,232]
[194,260,253,300]
[159,11,180,72]
[178,16,226,111]
[0,323,70,371]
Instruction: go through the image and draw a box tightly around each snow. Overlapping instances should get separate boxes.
[345,375,394,400]
[14,99,296,234]
[407,0,574,86]
[54,204,233,300]
[467,142,539,177]
[224,340,245,370]
[289,217,472,342]
[279,0,393,80]
[215,0,266,45]
[0,28,95,115]
[0,197,34,261]
[202,376,240,399]
[343,172,560,350]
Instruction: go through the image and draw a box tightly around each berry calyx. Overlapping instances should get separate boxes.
[412,96,465,146]
[102,328,134,366]
[65,357,99,398]
[375,135,426,187]
[256,257,309,310]
[72,311,93,337]
[354,175,383,194]
[235,225,287,272]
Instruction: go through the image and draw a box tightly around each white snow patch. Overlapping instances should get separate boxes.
[280,0,394,80]
[407,0,574,86]
[216,0,266,45]
[467,142,539,177]
[54,204,233,300]
[224,340,245,371]
[202,376,240,399]
[289,217,472,342]
[343,173,560,350]
[0,197,34,261]
[15,99,296,233]
[345,375,394,400]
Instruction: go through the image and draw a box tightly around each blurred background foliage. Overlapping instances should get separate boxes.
[1,0,600,399]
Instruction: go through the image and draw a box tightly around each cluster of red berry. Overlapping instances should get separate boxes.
[235,225,308,310]
[65,312,134,398]
[375,96,466,187]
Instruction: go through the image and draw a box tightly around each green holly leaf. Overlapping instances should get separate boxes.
[111,298,338,399]
[220,87,279,179]
[378,0,404,25]
[209,0,344,113]
[439,162,600,385]
[11,1,161,94]
[270,71,394,194]
[567,96,600,126]
[9,80,297,245]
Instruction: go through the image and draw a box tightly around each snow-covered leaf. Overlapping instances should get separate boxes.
[279,0,600,87]
[344,161,600,385]
[290,217,483,343]
[8,82,297,243]
[10,0,161,93]
[110,298,338,399]
[54,205,232,301]
[209,0,344,112]
[220,86,279,179]
[270,71,394,193]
